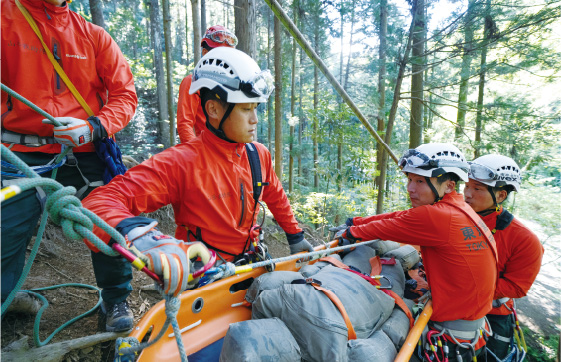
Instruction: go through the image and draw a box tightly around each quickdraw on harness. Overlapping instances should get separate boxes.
[485,299,527,362]
[188,143,274,274]
[421,318,492,362]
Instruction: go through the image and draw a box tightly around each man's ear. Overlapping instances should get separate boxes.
[444,180,456,194]
[496,189,508,204]
[205,99,223,121]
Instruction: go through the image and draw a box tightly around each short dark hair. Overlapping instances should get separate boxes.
[435,172,460,185]
[492,185,515,198]
[201,42,213,52]
[200,88,228,120]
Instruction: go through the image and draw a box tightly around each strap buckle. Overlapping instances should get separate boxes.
[305,278,321,286]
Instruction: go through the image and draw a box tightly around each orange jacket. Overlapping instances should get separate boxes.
[1,0,137,153]
[482,207,543,315]
[177,75,206,143]
[349,191,498,322]
[82,130,302,257]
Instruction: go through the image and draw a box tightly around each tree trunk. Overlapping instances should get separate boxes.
[313,10,320,190]
[235,0,257,57]
[289,0,298,193]
[191,0,202,66]
[376,0,417,214]
[409,0,424,148]
[184,0,190,65]
[298,43,304,178]
[175,3,184,64]
[89,0,106,29]
[475,0,492,158]
[274,3,283,179]
[200,0,206,35]
[162,0,176,146]
[336,0,344,192]
[343,0,356,90]
[455,0,477,140]
[267,11,273,153]
[148,0,170,148]
[375,0,387,214]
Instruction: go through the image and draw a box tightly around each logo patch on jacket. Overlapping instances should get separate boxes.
[207,191,232,201]
[66,54,87,60]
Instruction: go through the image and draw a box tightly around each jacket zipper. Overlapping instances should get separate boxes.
[238,182,245,227]
[53,43,61,89]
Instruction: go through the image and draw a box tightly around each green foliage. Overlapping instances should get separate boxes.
[289,186,377,234]
[522,327,559,362]
[510,177,561,237]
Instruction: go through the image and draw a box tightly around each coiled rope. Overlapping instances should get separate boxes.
[1,144,190,360]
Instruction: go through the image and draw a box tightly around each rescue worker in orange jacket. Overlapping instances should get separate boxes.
[82,48,314,315]
[1,0,137,332]
[336,143,498,361]
[177,25,237,143]
[465,155,543,360]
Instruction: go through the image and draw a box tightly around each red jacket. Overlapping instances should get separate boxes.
[482,207,543,315]
[177,75,206,143]
[349,191,498,322]
[1,0,137,153]
[82,130,302,258]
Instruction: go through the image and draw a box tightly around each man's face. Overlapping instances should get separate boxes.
[464,179,495,212]
[406,173,450,208]
[221,103,259,143]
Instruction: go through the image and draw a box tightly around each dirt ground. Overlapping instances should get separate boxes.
[1,208,558,361]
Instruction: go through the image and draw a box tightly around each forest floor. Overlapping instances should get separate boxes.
[1,208,558,361]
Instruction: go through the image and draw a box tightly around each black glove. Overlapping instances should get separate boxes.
[329,218,354,239]
[337,227,360,246]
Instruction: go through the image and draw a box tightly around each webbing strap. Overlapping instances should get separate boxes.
[370,255,382,275]
[444,199,498,263]
[319,256,415,328]
[309,282,357,340]
[384,289,415,328]
[15,0,94,117]
[245,143,268,206]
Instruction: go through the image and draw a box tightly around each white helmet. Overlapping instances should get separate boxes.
[189,47,274,103]
[399,143,470,182]
[469,154,521,192]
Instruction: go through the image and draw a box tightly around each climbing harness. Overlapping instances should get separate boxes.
[419,317,492,362]
[484,300,527,361]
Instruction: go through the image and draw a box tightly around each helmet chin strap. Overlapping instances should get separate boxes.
[425,177,442,204]
[204,103,237,143]
[476,186,500,216]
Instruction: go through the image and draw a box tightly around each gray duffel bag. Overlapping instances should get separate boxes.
[220,318,301,362]
[252,265,395,362]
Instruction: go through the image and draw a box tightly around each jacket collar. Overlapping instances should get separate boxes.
[480,205,503,226]
[200,129,247,163]
[19,0,70,25]
[439,190,464,205]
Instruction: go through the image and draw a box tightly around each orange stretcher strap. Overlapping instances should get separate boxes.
[370,256,382,275]
[320,256,415,328]
[310,282,357,340]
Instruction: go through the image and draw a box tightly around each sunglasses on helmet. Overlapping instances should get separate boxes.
[239,70,274,98]
[468,162,521,183]
[399,149,469,172]
[204,30,238,47]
